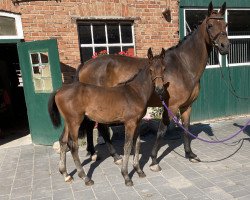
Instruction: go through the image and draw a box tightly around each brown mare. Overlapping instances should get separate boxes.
[48,48,166,186]
[75,2,230,171]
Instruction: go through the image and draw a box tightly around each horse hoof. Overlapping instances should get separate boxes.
[150,164,162,172]
[125,180,133,186]
[85,179,94,186]
[189,157,201,163]
[91,154,99,161]
[114,158,123,165]
[138,171,146,178]
[65,175,73,182]
[84,177,94,186]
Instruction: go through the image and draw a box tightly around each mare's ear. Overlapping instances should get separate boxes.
[208,1,213,16]
[147,48,153,60]
[160,48,165,59]
[219,2,226,16]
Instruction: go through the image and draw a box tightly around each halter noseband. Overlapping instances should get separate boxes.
[206,16,227,47]
[152,75,164,82]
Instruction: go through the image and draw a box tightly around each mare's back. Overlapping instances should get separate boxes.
[77,54,147,87]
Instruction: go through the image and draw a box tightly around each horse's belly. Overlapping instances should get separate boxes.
[85,108,125,124]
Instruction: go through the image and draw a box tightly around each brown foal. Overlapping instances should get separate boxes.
[48,48,166,186]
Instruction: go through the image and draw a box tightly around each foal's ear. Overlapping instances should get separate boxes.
[160,48,165,59]
[219,2,226,16]
[208,1,214,16]
[147,48,153,60]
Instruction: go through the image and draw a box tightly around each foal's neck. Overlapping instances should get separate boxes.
[128,68,153,103]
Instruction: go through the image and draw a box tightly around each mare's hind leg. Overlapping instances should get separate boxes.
[79,117,96,159]
[85,119,99,161]
[98,124,122,165]
[59,126,72,182]
[133,134,146,178]
[180,106,200,162]
[122,120,137,186]
[69,123,94,186]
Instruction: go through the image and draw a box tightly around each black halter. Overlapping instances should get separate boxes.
[206,16,227,47]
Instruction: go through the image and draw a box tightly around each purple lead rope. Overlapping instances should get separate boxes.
[161,101,250,144]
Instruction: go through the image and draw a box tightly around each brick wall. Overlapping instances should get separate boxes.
[1,0,179,82]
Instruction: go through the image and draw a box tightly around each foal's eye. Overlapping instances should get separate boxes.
[225,23,228,27]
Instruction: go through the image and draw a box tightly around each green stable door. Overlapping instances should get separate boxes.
[17,39,63,145]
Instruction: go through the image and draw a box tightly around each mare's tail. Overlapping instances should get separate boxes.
[48,91,61,128]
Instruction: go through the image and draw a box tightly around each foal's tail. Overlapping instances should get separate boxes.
[48,91,61,128]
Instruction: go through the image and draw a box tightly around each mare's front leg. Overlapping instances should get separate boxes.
[180,106,200,162]
[69,123,94,186]
[122,121,136,186]
[59,126,72,182]
[150,107,178,172]
[98,124,122,165]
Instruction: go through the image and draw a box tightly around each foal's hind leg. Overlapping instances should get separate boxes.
[98,124,122,165]
[69,123,94,186]
[180,106,200,162]
[59,126,72,182]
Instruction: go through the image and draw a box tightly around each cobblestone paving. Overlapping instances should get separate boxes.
[0,116,250,200]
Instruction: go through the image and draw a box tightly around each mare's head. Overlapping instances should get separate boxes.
[147,48,166,96]
[205,2,230,55]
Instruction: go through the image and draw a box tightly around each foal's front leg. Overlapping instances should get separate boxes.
[180,106,200,162]
[133,134,146,178]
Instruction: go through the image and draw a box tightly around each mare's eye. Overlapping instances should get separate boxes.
[208,23,213,28]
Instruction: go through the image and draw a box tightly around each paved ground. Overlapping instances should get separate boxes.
[0,116,250,200]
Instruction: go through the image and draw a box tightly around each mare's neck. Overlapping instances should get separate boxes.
[178,20,212,83]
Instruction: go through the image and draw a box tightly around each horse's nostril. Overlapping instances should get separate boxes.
[221,43,225,48]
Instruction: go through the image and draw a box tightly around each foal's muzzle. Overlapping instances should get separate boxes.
[155,87,165,96]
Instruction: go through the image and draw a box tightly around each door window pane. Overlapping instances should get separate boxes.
[29,52,53,93]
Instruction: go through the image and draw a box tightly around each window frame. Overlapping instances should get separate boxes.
[225,8,250,67]
[0,12,24,39]
[77,20,135,62]
[183,8,222,69]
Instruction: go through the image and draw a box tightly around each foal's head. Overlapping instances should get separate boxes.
[147,48,166,96]
[205,2,230,55]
